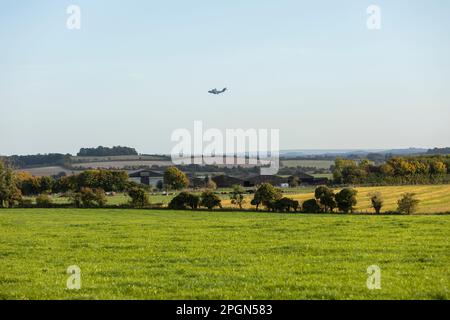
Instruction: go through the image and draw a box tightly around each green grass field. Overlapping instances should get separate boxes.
[0,209,449,300]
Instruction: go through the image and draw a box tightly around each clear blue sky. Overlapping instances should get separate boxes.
[1,0,449,155]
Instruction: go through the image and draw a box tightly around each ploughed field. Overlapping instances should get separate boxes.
[0,209,449,299]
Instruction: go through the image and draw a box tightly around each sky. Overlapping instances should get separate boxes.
[1,0,449,155]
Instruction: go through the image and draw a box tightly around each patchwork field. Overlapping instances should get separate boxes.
[221,185,450,214]
[0,209,448,300]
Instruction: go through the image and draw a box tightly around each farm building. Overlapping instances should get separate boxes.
[212,175,245,188]
[295,172,329,185]
[128,169,163,187]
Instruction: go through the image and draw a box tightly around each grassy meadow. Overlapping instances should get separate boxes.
[0,209,449,300]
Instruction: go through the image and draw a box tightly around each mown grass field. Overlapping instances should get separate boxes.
[0,209,449,300]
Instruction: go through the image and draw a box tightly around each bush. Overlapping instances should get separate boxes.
[252,183,282,211]
[397,193,420,215]
[302,199,321,213]
[200,191,222,210]
[71,187,106,208]
[127,187,150,208]
[36,194,53,208]
[335,188,358,213]
[314,186,336,213]
[169,192,200,210]
[230,185,245,209]
[267,197,300,213]
[370,192,384,214]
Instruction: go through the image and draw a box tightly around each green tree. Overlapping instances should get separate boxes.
[302,199,321,213]
[0,160,22,208]
[71,187,106,208]
[127,187,150,208]
[200,191,222,210]
[169,192,200,210]
[38,176,54,194]
[163,167,189,191]
[335,188,358,213]
[314,186,336,213]
[230,185,246,209]
[288,176,300,188]
[370,192,384,214]
[397,193,420,215]
[252,183,282,211]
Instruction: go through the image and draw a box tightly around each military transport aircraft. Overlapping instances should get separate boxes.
[208,88,227,95]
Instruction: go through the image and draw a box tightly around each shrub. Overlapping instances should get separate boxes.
[71,187,106,208]
[230,185,246,209]
[397,193,420,215]
[252,183,282,211]
[335,188,358,213]
[36,194,53,208]
[267,197,299,213]
[163,167,189,190]
[169,192,200,210]
[314,186,336,213]
[200,191,222,210]
[302,199,321,213]
[127,187,150,208]
[370,192,384,214]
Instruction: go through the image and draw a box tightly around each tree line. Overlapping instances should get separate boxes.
[77,146,138,157]
[333,155,449,185]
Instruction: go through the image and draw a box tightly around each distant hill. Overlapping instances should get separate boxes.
[426,147,450,155]
[280,148,428,159]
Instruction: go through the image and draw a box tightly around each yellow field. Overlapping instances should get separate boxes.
[222,185,450,214]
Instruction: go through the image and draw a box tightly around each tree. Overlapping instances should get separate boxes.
[230,185,245,209]
[370,192,384,214]
[127,187,150,208]
[71,187,106,208]
[156,180,164,191]
[397,193,420,215]
[163,167,189,191]
[0,160,22,208]
[314,186,336,213]
[302,199,321,213]
[252,183,282,211]
[335,188,358,213]
[288,176,300,188]
[38,176,54,194]
[269,197,298,212]
[204,176,217,190]
[200,191,222,210]
[169,192,200,210]
[16,171,40,196]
